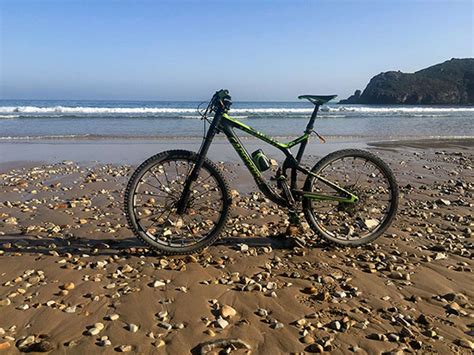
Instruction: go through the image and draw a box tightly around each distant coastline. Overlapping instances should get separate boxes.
[339,58,474,105]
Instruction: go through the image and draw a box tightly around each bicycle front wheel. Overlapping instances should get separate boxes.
[125,150,231,255]
[302,149,398,246]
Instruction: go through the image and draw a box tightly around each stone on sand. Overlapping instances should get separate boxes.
[220,305,237,319]
[61,282,75,290]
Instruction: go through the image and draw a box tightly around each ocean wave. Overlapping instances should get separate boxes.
[324,106,474,113]
[0,114,20,118]
[0,106,199,114]
[0,105,473,117]
[0,106,316,115]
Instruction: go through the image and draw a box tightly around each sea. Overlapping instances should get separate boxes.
[0,100,473,140]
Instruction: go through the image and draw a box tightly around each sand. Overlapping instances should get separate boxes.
[0,138,473,354]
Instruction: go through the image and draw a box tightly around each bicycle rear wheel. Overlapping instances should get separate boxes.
[302,149,398,246]
[125,150,231,255]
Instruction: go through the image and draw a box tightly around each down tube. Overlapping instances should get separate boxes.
[221,126,288,207]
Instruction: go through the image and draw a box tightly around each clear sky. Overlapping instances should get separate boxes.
[0,0,472,101]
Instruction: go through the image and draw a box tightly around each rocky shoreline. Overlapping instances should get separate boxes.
[339,58,474,105]
[0,143,473,354]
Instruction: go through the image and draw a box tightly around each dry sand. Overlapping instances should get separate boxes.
[0,139,473,354]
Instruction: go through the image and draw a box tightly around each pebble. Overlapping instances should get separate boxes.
[367,333,388,341]
[121,264,134,273]
[152,280,166,288]
[328,320,341,331]
[272,322,284,329]
[239,244,249,252]
[64,306,76,313]
[88,327,102,336]
[364,219,379,229]
[387,333,400,342]
[87,323,104,336]
[204,329,216,337]
[0,299,11,307]
[256,308,268,317]
[457,338,474,350]
[216,317,229,329]
[4,217,17,225]
[303,286,318,295]
[307,343,325,353]
[220,305,237,319]
[107,314,120,321]
[155,339,165,348]
[127,323,139,333]
[437,198,451,206]
[117,345,132,352]
[158,321,173,331]
[61,282,75,290]
[97,337,112,347]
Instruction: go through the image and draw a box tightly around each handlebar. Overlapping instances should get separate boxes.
[210,89,232,112]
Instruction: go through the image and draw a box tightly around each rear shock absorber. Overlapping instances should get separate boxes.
[276,168,296,207]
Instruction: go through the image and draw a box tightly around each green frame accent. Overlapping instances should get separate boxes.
[221,113,308,150]
[302,191,359,203]
[302,172,359,203]
[218,113,359,205]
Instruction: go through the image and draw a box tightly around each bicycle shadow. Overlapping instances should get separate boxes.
[0,232,327,258]
[0,233,149,257]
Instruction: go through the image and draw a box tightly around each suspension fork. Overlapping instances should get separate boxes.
[176,110,223,214]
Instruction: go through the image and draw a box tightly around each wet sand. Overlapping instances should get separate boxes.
[0,136,369,165]
[0,138,473,354]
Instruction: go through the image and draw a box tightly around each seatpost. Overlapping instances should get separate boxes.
[295,104,319,164]
[305,104,320,134]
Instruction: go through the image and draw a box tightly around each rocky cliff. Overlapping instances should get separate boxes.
[339,58,474,105]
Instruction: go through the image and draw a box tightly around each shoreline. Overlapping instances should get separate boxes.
[1,136,473,166]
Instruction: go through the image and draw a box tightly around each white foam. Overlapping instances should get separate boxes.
[0,105,473,116]
[0,106,198,114]
[0,114,20,118]
[0,106,316,115]
[326,106,474,113]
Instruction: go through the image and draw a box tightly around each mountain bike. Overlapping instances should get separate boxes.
[125,89,399,255]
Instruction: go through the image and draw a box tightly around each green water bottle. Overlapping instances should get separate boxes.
[251,149,271,171]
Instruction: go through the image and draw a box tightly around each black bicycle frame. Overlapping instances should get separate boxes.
[177,104,358,214]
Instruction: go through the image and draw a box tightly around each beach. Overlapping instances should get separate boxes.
[2,0,473,352]
[0,136,473,354]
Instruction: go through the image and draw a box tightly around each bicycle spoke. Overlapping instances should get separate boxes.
[134,191,170,199]
[162,162,171,186]
[307,153,394,242]
[131,157,225,249]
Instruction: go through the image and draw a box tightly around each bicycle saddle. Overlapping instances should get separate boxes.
[298,95,337,105]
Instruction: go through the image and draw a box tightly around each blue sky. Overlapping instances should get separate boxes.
[0,0,472,101]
